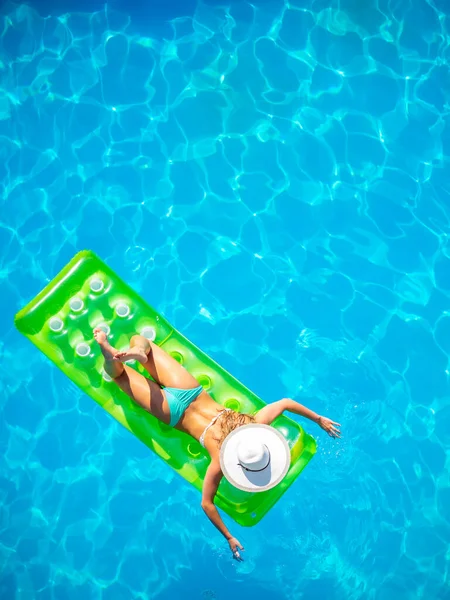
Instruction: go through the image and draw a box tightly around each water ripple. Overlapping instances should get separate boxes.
[1,0,450,598]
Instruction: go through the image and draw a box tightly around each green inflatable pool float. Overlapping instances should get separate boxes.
[14,251,316,527]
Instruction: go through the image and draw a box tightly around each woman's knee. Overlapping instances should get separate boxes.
[130,335,151,352]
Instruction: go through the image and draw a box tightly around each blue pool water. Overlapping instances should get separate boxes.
[1,0,450,598]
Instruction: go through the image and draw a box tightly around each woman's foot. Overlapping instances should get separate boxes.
[93,328,117,358]
[94,328,124,379]
[113,348,148,365]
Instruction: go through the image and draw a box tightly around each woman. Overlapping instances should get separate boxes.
[93,328,341,560]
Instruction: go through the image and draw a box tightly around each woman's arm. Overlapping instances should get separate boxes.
[255,398,341,438]
[201,459,244,560]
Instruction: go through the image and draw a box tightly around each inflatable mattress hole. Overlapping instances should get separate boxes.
[102,370,113,382]
[224,399,240,411]
[49,317,64,332]
[140,326,156,341]
[115,303,130,318]
[170,351,184,364]
[69,297,84,313]
[76,343,90,357]
[187,442,202,458]
[277,426,290,439]
[90,278,104,293]
[97,323,110,335]
[197,375,211,390]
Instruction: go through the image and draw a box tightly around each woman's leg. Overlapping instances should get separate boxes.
[114,334,201,390]
[93,328,171,423]
[94,328,124,379]
[114,334,151,365]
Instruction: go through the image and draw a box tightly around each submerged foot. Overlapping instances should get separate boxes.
[113,348,148,365]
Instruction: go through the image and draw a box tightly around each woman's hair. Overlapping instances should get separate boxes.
[214,411,256,447]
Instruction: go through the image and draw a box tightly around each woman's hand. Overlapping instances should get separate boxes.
[317,416,341,438]
[228,537,244,561]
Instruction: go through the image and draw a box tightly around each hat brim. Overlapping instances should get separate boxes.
[219,424,291,493]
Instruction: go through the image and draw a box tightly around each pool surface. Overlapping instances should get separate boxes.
[1,0,449,599]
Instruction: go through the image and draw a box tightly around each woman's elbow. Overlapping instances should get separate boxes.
[201,500,214,512]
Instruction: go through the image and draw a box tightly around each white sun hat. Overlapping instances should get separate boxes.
[219,423,291,493]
